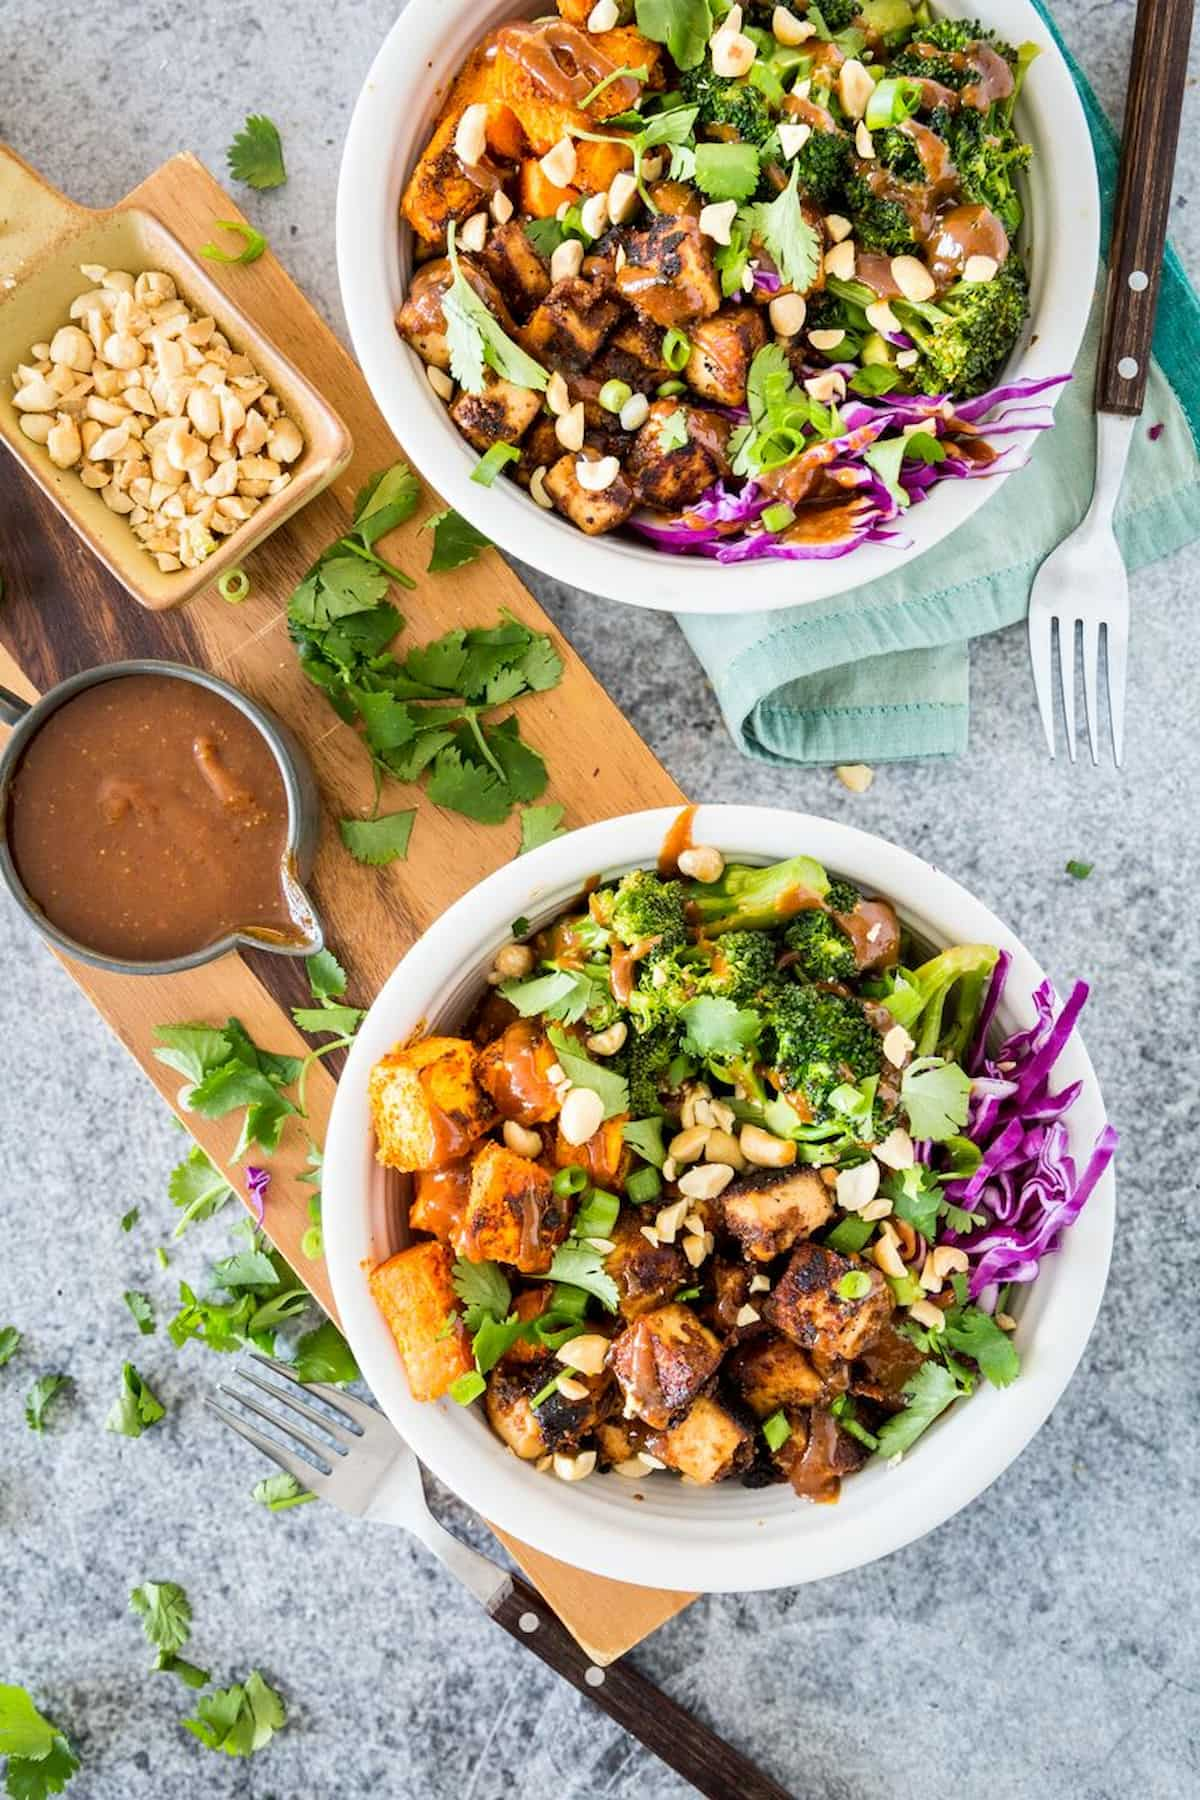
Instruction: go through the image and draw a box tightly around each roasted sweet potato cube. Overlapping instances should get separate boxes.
[370,1036,497,1172]
[645,1394,754,1484]
[722,1167,835,1263]
[728,1335,825,1418]
[627,400,732,510]
[608,1303,724,1430]
[456,1141,569,1273]
[684,306,767,407]
[486,1357,612,1457]
[475,1019,562,1125]
[450,372,544,452]
[605,1211,688,1320]
[646,179,701,217]
[615,215,721,326]
[369,1241,473,1402]
[401,43,507,243]
[409,1160,472,1243]
[764,1242,893,1365]
[542,448,636,536]
[395,255,514,370]
[553,1111,632,1192]
[482,220,551,318]
[522,278,622,371]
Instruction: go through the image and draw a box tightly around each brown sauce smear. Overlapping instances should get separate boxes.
[832,898,901,972]
[495,18,634,109]
[485,1019,560,1124]
[411,1162,472,1242]
[658,804,697,877]
[8,675,301,962]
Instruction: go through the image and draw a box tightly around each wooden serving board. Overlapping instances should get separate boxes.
[0,143,696,1662]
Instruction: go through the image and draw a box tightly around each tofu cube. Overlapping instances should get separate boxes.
[721,1167,835,1263]
[370,1036,497,1172]
[450,371,544,451]
[590,314,672,391]
[615,215,721,326]
[395,255,512,370]
[645,1394,753,1484]
[727,1335,825,1418]
[486,1357,612,1458]
[627,400,732,510]
[605,1211,688,1320]
[684,306,767,407]
[408,1160,472,1242]
[522,277,622,371]
[369,1241,473,1402]
[763,1242,893,1366]
[456,1140,569,1273]
[475,1019,562,1124]
[542,449,636,536]
[608,1302,724,1430]
[482,220,551,319]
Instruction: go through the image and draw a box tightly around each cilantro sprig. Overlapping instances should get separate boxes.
[0,1685,80,1796]
[444,222,549,396]
[105,1364,165,1438]
[226,115,286,190]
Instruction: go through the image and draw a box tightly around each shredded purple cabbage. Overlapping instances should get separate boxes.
[245,1165,270,1227]
[627,373,1071,564]
[937,966,1117,1297]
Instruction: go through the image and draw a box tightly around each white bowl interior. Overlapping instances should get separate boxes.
[324,808,1115,1592]
[337,0,1100,614]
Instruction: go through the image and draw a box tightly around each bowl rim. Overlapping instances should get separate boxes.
[335,0,1100,616]
[323,805,1116,1592]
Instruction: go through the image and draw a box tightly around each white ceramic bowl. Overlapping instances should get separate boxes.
[324,807,1115,1592]
[337,1,1099,615]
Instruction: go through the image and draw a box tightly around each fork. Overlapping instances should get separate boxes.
[1027,0,1193,764]
[209,1355,793,1800]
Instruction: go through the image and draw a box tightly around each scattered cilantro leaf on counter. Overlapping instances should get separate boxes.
[292,1318,359,1384]
[339,810,416,865]
[546,1243,620,1313]
[153,1024,233,1087]
[0,1325,22,1368]
[252,1471,317,1512]
[24,1374,70,1434]
[226,114,286,190]
[444,222,550,397]
[423,508,493,573]
[200,219,267,264]
[546,1028,630,1119]
[305,949,348,1001]
[354,464,422,546]
[120,1207,139,1233]
[168,1145,235,1237]
[123,1292,157,1336]
[873,1360,959,1459]
[291,1002,363,1037]
[900,1057,973,1141]
[0,1686,80,1797]
[182,1669,287,1759]
[129,1580,193,1656]
[743,163,819,292]
[153,1653,211,1691]
[1065,859,1094,880]
[105,1364,165,1438]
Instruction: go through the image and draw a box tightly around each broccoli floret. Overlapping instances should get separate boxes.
[783,882,861,983]
[932,102,1031,235]
[907,18,1013,57]
[705,931,777,1004]
[812,0,860,28]
[609,869,688,955]
[895,255,1029,397]
[891,23,1018,94]
[625,1025,679,1118]
[681,854,831,934]
[875,126,925,183]
[844,175,918,254]
[767,981,882,1120]
[790,129,854,208]
[876,943,999,1062]
[679,65,775,147]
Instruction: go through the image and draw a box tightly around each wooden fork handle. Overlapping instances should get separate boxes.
[1096,0,1195,416]
[488,1575,794,1799]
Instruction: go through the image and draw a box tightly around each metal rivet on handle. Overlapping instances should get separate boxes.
[518,1611,539,1633]
[585,1666,605,1687]
[1117,356,1139,379]
[1127,270,1149,292]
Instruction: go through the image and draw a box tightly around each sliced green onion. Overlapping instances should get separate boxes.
[155,1247,169,1270]
[471,441,520,486]
[626,1165,662,1206]
[662,328,691,371]
[837,1269,873,1301]
[217,567,250,603]
[761,501,795,534]
[200,219,267,265]
[762,1409,792,1452]
[300,1225,323,1260]
[529,1369,564,1409]
[755,427,807,471]
[674,1284,702,1302]
[887,1272,924,1308]
[450,1370,486,1406]
[547,1282,591,1321]
[824,1215,874,1254]
[598,378,632,414]
[573,1187,620,1240]
[656,378,686,397]
[865,76,922,131]
[553,1165,589,1198]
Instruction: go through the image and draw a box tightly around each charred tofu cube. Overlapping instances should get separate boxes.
[722,1167,834,1263]
[684,306,767,407]
[522,278,622,371]
[775,1404,870,1503]
[627,400,732,510]
[706,1256,751,1336]
[514,415,563,489]
[395,255,512,369]
[369,1241,473,1402]
[594,1414,652,1469]
[456,1141,569,1273]
[408,1161,472,1243]
[542,448,636,535]
[450,370,544,452]
[482,220,551,319]
[608,1303,724,1430]
[615,215,720,326]
[590,314,672,391]
[605,1212,688,1320]
[728,1335,825,1418]
[764,1242,893,1365]
[553,1111,632,1192]
[370,1036,497,1172]
[645,1394,753,1484]
[486,1357,612,1458]
[475,1019,562,1125]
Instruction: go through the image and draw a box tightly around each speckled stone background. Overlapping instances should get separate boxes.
[1,3,1198,1796]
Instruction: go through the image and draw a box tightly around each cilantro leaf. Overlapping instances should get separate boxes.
[470,1312,530,1374]
[546,1028,630,1119]
[873,1360,959,1458]
[678,996,761,1059]
[743,163,819,293]
[452,1258,511,1330]
[187,1063,297,1124]
[634,0,712,67]
[120,1207,139,1233]
[1065,859,1093,880]
[657,409,689,452]
[425,745,510,823]
[252,1471,317,1511]
[105,1363,165,1437]
[168,1145,235,1237]
[123,1291,156,1336]
[200,219,266,264]
[423,508,493,573]
[943,1304,1021,1388]
[129,1580,192,1654]
[900,1057,973,1140]
[883,1164,942,1241]
[153,1652,211,1690]
[352,462,422,546]
[226,114,286,189]
[501,968,593,1025]
[622,1117,667,1167]
[291,1002,363,1037]
[0,1685,57,1760]
[292,1318,359,1384]
[525,216,567,257]
[694,141,760,201]
[182,1670,286,1758]
[24,1374,70,1434]
[305,948,348,1000]
[444,224,550,395]
[153,1024,232,1086]
[0,1325,21,1368]
[4,1731,80,1798]
[339,810,416,865]
[547,1242,620,1312]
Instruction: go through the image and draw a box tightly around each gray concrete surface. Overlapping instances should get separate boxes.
[1,3,1198,1796]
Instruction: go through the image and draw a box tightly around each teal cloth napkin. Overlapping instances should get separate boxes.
[676,3,1200,766]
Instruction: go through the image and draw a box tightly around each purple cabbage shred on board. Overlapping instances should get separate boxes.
[245,1165,271,1227]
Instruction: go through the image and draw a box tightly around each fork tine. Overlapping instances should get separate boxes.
[205,1397,326,1490]
[246,1352,374,1430]
[1058,618,1078,764]
[216,1382,341,1468]
[233,1364,361,1443]
[1027,605,1057,759]
[1080,618,1102,766]
[1106,620,1128,768]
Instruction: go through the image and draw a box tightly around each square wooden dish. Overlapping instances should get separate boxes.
[0,199,352,610]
